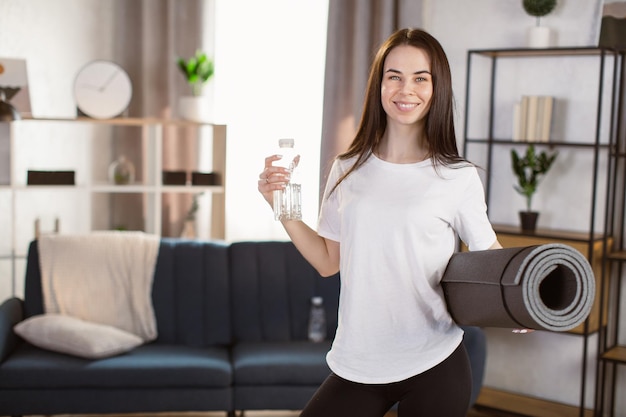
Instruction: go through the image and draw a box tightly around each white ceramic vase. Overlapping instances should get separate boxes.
[179,96,214,123]
[527,26,552,48]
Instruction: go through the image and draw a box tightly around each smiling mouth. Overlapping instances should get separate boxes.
[395,102,418,111]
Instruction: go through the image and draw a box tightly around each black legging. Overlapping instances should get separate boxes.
[300,342,471,417]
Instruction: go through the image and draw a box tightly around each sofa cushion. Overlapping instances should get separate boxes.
[151,239,232,346]
[229,241,340,343]
[14,314,143,359]
[232,341,332,385]
[0,343,232,389]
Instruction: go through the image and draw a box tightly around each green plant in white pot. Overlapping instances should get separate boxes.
[522,0,557,48]
[177,50,215,122]
[511,144,558,231]
[177,50,214,96]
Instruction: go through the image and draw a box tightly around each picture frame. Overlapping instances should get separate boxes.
[0,57,32,116]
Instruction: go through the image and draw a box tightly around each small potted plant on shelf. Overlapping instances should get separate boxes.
[522,0,557,48]
[177,50,215,122]
[511,144,558,231]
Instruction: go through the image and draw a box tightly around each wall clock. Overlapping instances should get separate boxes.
[73,60,132,119]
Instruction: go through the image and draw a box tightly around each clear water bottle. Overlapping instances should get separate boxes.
[273,138,302,221]
[308,296,326,343]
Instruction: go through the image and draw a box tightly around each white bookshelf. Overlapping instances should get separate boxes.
[0,116,226,301]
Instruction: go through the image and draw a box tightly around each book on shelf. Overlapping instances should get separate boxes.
[512,95,554,142]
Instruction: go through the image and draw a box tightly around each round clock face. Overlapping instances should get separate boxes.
[73,60,132,119]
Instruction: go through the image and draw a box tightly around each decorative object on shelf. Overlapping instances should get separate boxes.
[0,90,20,121]
[512,95,554,142]
[73,60,133,119]
[522,0,557,48]
[598,1,626,49]
[162,170,187,185]
[0,57,31,118]
[511,144,558,231]
[108,155,135,185]
[27,170,75,185]
[180,192,203,239]
[191,171,220,186]
[177,50,215,122]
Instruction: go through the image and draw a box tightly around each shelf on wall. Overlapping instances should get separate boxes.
[20,115,221,127]
[465,138,611,149]
[493,224,606,243]
[88,184,225,193]
[601,346,626,364]
[469,46,618,58]
[606,250,626,262]
[2,116,228,282]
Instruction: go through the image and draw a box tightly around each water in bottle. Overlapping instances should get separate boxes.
[273,138,301,221]
[308,296,326,343]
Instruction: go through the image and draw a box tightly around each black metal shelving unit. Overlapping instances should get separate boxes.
[596,48,626,417]
[462,47,623,417]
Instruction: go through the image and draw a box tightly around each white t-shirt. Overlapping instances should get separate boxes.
[317,154,497,384]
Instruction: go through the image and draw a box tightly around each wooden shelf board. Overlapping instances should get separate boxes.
[88,184,225,194]
[20,115,225,128]
[493,224,606,243]
[475,387,593,417]
[465,138,608,149]
[470,47,617,58]
[601,345,626,364]
[607,250,626,261]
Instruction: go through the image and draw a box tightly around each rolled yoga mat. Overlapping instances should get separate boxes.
[441,243,595,332]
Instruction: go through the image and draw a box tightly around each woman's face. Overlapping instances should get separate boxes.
[380,45,433,127]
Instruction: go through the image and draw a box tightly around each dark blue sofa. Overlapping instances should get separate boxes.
[0,239,486,416]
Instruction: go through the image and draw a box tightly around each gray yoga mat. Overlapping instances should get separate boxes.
[441,243,595,332]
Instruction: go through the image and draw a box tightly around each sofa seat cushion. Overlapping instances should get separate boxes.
[233,341,331,385]
[0,343,232,389]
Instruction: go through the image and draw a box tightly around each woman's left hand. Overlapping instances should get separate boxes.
[258,154,290,206]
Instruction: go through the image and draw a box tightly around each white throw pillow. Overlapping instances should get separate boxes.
[14,314,143,359]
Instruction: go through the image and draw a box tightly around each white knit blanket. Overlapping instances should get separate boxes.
[38,231,160,341]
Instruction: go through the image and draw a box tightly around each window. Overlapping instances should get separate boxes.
[215,0,329,240]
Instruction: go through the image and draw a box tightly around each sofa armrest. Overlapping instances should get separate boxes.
[0,297,24,361]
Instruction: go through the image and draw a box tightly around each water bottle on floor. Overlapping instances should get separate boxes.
[308,296,326,342]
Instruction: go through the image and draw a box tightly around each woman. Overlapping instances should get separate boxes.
[258,28,501,417]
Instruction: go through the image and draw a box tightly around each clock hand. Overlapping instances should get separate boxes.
[99,68,120,92]
[79,83,101,91]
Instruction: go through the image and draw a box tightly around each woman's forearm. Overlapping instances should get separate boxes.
[281,219,340,277]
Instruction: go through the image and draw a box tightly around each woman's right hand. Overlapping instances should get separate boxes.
[258,154,290,206]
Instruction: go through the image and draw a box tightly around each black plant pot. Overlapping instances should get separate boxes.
[519,211,539,232]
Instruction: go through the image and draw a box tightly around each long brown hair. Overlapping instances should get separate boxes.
[329,28,467,195]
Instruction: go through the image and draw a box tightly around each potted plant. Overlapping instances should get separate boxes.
[522,0,557,48]
[511,144,558,231]
[177,50,215,122]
